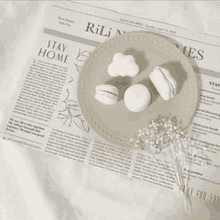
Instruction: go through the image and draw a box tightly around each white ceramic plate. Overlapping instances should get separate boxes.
[77,32,199,149]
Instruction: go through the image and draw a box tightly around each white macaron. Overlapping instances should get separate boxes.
[95,84,118,105]
[149,67,177,101]
[124,84,151,112]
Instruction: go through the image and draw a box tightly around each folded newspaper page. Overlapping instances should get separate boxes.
[1,1,220,204]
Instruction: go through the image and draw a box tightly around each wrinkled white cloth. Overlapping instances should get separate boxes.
[1,1,220,220]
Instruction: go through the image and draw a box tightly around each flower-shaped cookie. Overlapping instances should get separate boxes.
[107,53,139,77]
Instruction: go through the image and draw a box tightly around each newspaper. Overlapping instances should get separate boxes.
[1,1,220,203]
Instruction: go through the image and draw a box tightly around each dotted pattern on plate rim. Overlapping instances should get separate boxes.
[78,35,198,145]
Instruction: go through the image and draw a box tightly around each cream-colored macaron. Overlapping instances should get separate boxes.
[149,67,177,101]
[124,84,151,112]
[95,84,118,105]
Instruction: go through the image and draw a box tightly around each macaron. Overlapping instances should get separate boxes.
[149,67,177,101]
[95,84,118,105]
[124,84,151,112]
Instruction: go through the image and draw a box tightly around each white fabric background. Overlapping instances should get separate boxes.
[1,1,220,219]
